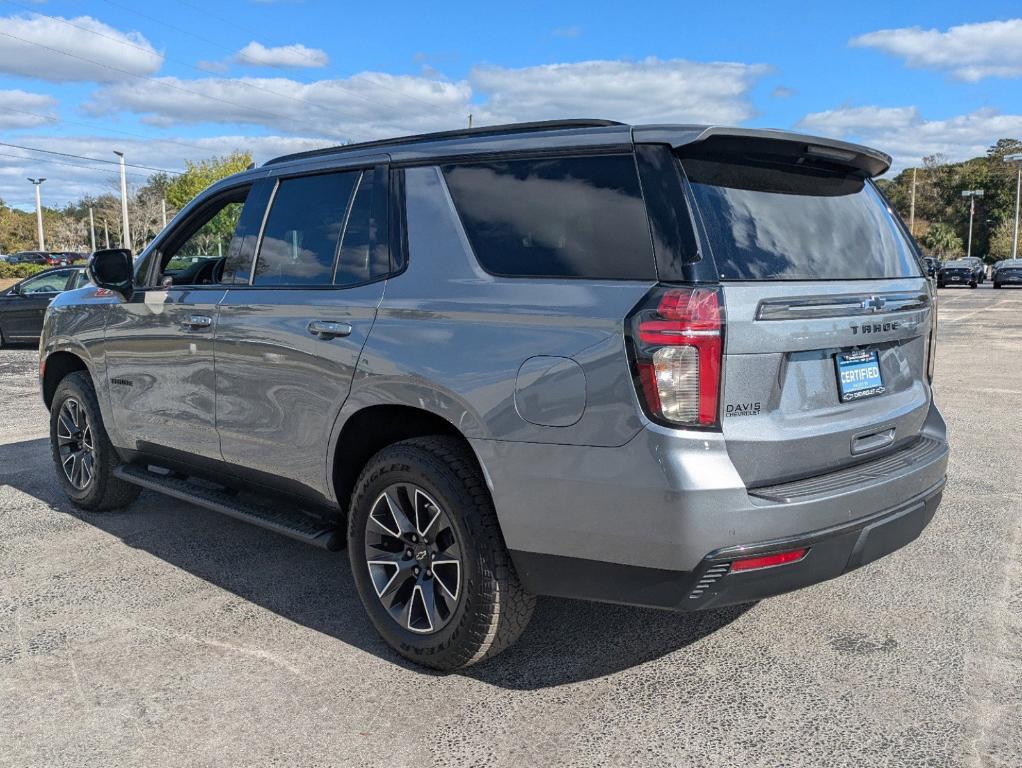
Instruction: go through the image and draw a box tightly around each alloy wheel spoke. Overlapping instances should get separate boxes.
[431,559,460,601]
[408,578,438,633]
[414,489,441,537]
[369,491,415,538]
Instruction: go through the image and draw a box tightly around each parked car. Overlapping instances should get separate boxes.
[938,260,978,288]
[0,266,89,346]
[993,259,1022,288]
[40,120,948,670]
[46,251,86,266]
[8,251,49,265]
[961,256,986,283]
[922,256,940,277]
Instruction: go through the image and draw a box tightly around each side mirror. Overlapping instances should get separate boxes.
[87,248,134,298]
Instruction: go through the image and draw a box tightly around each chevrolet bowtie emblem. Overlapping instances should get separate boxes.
[861,295,886,312]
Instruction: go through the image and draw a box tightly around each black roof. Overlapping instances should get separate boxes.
[264,119,624,167]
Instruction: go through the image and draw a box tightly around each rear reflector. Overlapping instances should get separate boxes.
[730,548,808,573]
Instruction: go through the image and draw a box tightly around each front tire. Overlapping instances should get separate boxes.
[348,436,535,670]
[49,371,140,511]
[969,281,977,288]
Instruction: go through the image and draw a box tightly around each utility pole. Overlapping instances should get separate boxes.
[88,207,96,252]
[103,219,110,249]
[961,189,985,259]
[113,150,131,251]
[161,198,168,229]
[28,177,46,250]
[468,113,473,129]
[1006,153,1022,261]
[908,167,917,236]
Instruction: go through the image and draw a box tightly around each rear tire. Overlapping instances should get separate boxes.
[969,281,977,288]
[994,283,1001,289]
[348,436,535,670]
[49,371,140,511]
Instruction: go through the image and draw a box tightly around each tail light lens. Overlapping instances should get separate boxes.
[926,289,937,383]
[627,286,724,427]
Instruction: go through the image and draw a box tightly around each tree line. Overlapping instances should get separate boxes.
[877,138,1022,262]
[0,151,252,255]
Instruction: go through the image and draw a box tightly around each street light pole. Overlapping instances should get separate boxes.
[113,150,131,251]
[961,189,985,259]
[1006,153,1022,261]
[27,177,46,250]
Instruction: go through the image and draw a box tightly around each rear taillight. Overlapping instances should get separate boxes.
[627,286,724,427]
[926,289,938,383]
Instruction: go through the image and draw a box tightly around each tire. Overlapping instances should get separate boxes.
[994,283,1001,289]
[49,370,140,511]
[348,436,535,670]
[969,281,977,289]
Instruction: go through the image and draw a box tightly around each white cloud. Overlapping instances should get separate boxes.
[86,57,767,141]
[798,105,1022,169]
[471,58,768,125]
[234,41,329,69]
[0,89,57,128]
[0,14,163,82]
[850,19,1022,81]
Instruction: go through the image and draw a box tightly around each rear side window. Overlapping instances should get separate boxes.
[253,172,358,286]
[682,157,921,281]
[442,154,655,280]
[334,170,388,286]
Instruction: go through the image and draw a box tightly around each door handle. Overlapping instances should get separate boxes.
[308,320,353,339]
[181,315,213,329]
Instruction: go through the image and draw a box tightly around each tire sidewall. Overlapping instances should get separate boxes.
[50,372,115,508]
[348,447,492,667]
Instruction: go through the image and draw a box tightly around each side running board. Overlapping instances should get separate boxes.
[113,464,342,550]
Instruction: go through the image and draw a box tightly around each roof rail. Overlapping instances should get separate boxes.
[263,119,625,166]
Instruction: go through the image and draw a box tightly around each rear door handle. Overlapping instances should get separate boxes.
[181,315,213,329]
[308,320,353,339]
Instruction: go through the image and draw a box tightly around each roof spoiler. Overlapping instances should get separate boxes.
[632,125,891,178]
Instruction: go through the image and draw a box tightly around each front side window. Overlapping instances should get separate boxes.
[18,270,71,293]
[682,157,921,281]
[442,154,656,280]
[253,172,358,287]
[159,186,251,286]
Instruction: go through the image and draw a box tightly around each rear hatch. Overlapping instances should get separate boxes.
[679,144,932,487]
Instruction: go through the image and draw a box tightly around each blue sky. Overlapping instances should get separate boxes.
[1,0,1020,209]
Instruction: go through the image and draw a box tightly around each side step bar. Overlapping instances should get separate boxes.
[114,464,343,550]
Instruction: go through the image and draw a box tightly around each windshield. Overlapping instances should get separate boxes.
[682,157,921,281]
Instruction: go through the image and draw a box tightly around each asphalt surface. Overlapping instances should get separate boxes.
[1,284,1020,767]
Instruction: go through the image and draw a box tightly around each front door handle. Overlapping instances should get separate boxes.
[181,315,213,329]
[308,320,353,340]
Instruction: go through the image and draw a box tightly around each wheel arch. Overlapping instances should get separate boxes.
[330,403,492,519]
[42,349,90,410]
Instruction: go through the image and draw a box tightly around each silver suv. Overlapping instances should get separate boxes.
[40,120,948,670]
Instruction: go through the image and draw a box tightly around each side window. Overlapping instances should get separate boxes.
[441,154,656,280]
[159,186,250,286]
[19,270,71,294]
[252,172,358,287]
[334,169,389,286]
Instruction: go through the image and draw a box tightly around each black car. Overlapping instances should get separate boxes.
[8,251,50,265]
[993,259,1022,289]
[922,256,940,278]
[938,260,978,288]
[0,266,89,345]
[961,256,986,284]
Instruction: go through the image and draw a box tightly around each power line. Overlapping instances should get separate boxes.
[0,140,181,174]
[0,28,346,141]
[0,150,151,180]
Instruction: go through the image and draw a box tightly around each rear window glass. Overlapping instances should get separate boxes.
[442,155,655,280]
[682,157,921,280]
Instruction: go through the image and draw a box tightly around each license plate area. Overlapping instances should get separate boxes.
[835,349,885,402]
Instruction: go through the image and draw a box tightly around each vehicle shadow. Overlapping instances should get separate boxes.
[1,436,751,690]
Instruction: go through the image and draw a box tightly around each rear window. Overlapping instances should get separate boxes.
[682,157,921,281]
[442,154,655,280]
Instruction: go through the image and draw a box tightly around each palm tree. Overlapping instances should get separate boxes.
[922,222,963,257]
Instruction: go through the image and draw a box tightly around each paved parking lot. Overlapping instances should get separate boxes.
[1,284,1020,767]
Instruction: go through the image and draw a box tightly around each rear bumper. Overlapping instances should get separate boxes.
[510,479,943,610]
[474,401,948,607]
